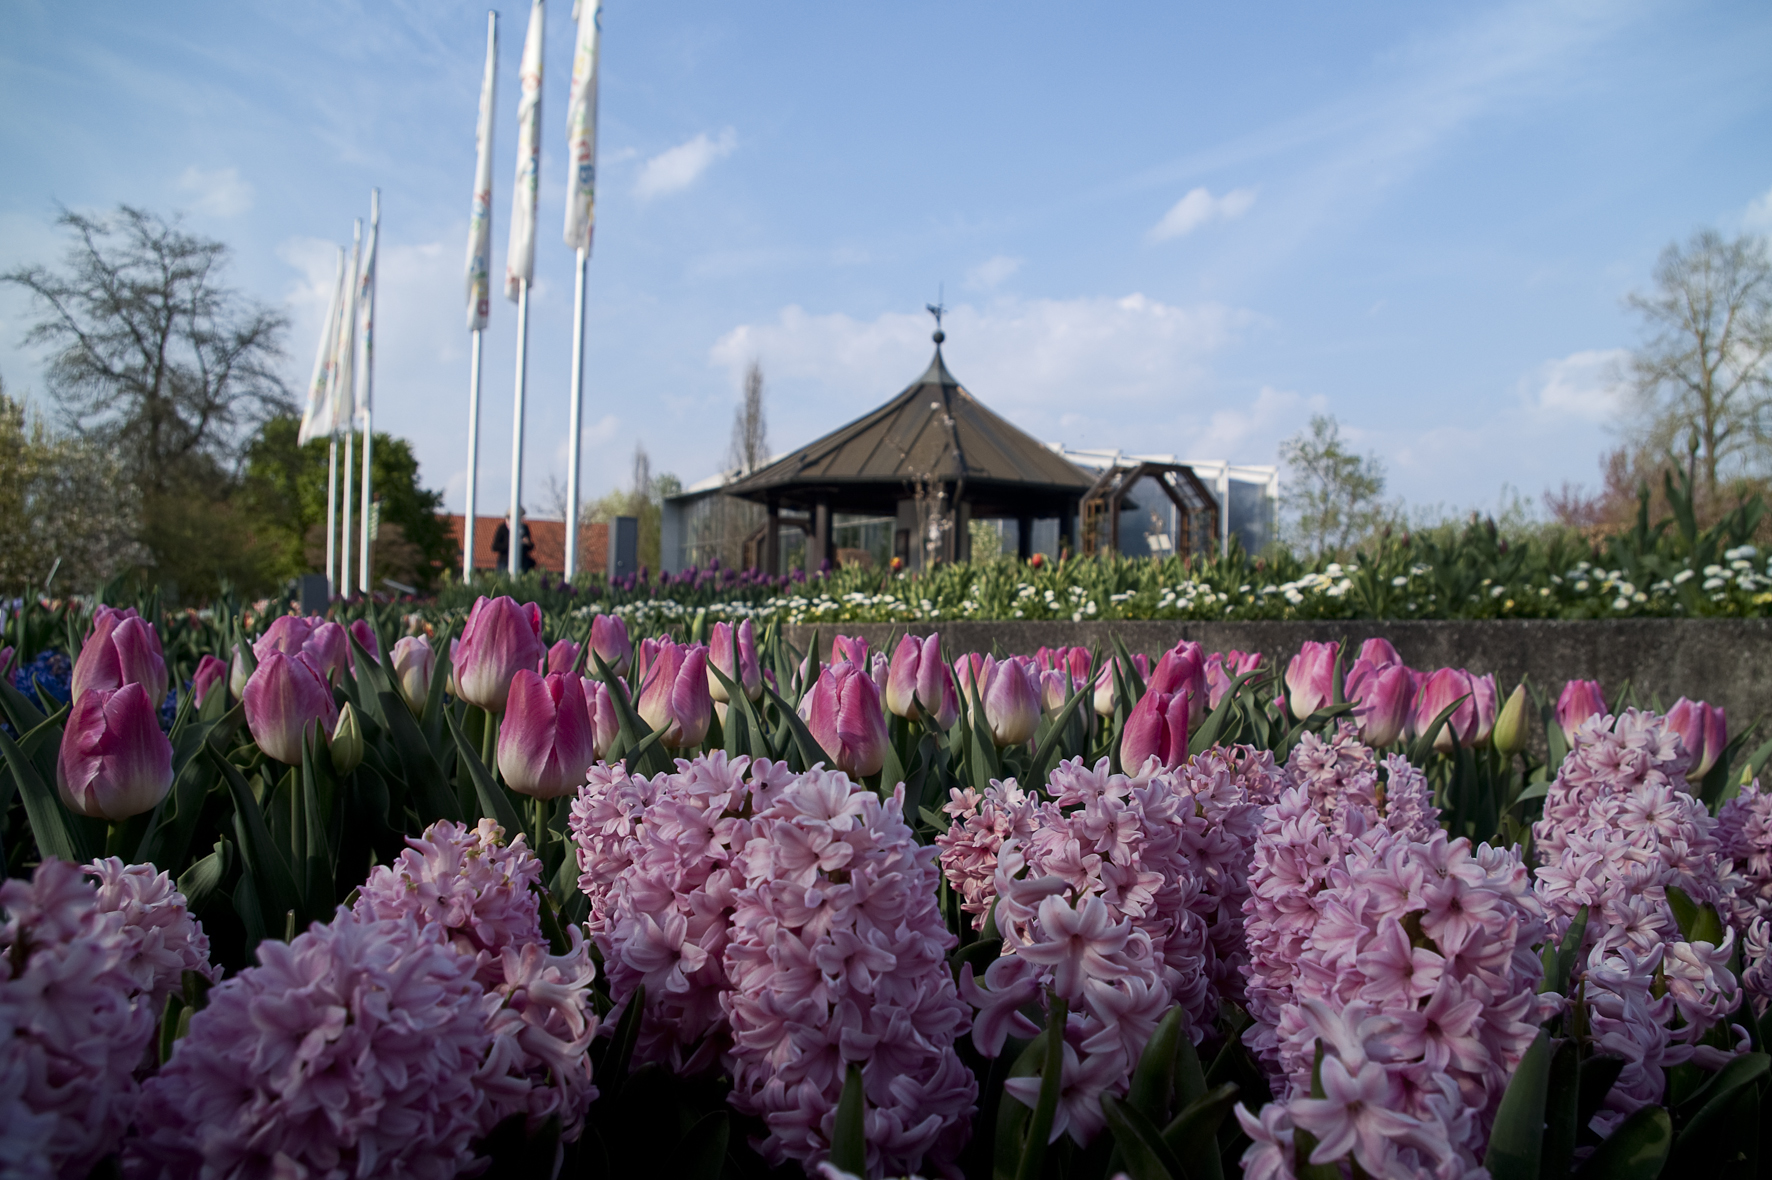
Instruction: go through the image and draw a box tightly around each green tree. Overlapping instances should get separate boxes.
[1278,414,1389,556]
[239,416,453,592]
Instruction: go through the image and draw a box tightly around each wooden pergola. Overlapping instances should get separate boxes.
[1078,461,1220,560]
[723,335,1096,570]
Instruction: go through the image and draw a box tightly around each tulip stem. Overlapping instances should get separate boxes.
[481,712,497,780]
[530,796,548,857]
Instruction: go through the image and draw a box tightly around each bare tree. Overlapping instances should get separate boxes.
[1627,229,1772,494]
[1279,414,1389,555]
[727,360,770,475]
[2,206,291,492]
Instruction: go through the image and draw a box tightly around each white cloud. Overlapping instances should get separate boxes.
[1148,186,1257,242]
[1529,348,1628,424]
[634,128,737,201]
[177,165,254,217]
[1745,184,1772,233]
[965,255,1023,290]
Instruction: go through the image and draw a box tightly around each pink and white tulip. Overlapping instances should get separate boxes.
[243,650,339,766]
[1204,649,1262,709]
[389,635,435,714]
[1284,640,1339,719]
[453,595,546,713]
[1555,679,1607,743]
[589,614,633,678]
[190,654,227,708]
[72,606,167,704]
[56,683,174,820]
[580,677,620,759]
[1344,658,1411,748]
[633,641,712,749]
[497,670,600,799]
[885,633,959,727]
[707,619,762,703]
[801,661,890,777]
[982,657,1041,748]
[1667,697,1728,779]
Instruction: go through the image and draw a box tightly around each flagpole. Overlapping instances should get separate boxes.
[565,246,587,580]
[325,438,339,595]
[339,220,362,600]
[341,430,355,598]
[509,279,529,577]
[358,188,380,596]
[464,329,483,582]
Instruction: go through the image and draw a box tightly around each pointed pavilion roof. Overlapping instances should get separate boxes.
[723,344,1093,505]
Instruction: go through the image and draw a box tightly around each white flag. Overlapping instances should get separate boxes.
[465,11,497,331]
[298,248,346,445]
[355,206,378,430]
[504,0,545,301]
[332,228,362,433]
[562,0,600,252]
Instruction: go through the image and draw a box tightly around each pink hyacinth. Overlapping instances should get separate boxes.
[84,857,218,1009]
[723,766,976,1175]
[2,859,161,1178]
[125,911,503,1179]
[349,818,599,1140]
[1532,708,1749,1130]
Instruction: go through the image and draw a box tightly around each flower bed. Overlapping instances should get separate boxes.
[2,597,1770,1178]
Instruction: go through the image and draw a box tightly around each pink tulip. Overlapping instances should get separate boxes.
[581,677,620,759]
[453,596,546,713]
[831,635,869,669]
[1092,653,1150,716]
[708,620,762,703]
[885,634,958,727]
[802,661,890,777]
[1035,646,1093,687]
[56,683,174,820]
[589,614,633,678]
[1344,658,1411,748]
[253,615,315,659]
[190,654,227,707]
[1411,667,1495,753]
[1152,641,1208,726]
[243,651,339,766]
[497,670,599,799]
[1666,697,1728,779]
[1285,641,1339,719]
[546,638,581,676]
[390,636,435,714]
[1121,679,1189,773]
[1555,679,1607,743]
[306,621,352,682]
[349,619,381,664]
[634,641,712,749]
[1358,637,1404,669]
[72,606,168,704]
[983,658,1042,748]
[1204,649,1262,709]
[954,652,992,703]
[1039,668,1072,716]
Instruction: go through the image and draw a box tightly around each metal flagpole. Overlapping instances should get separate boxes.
[464,332,483,583]
[565,247,586,579]
[341,430,355,598]
[325,439,339,594]
[339,220,362,599]
[358,189,380,595]
[508,279,529,577]
[464,10,498,585]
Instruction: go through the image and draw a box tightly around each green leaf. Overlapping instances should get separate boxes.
[444,710,527,843]
[1665,885,1700,940]
[1159,1083,1238,1180]
[1101,1094,1187,1180]
[299,735,333,915]
[175,839,230,915]
[996,1033,1050,1180]
[1408,694,1470,766]
[1030,678,1093,783]
[1189,670,1261,756]
[597,983,645,1098]
[206,746,303,931]
[0,719,95,864]
[1671,1050,1768,1124]
[1539,1038,1580,1180]
[1572,1105,1671,1180]
[763,683,834,774]
[830,1062,867,1176]
[1542,905,1588,996]
[1014,995,1069,1180]
[666,1111,729,1180]
[1125,1006,1185,1123]
[596,650,671,776]
[1576,1056,1626,1134]
[529,880,570,956]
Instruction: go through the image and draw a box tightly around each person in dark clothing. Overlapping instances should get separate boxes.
[489,519,537,572]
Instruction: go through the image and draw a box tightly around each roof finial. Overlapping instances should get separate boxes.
[925,284,946,346]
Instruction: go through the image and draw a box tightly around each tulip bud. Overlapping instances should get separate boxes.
[72,607,168,704]
[329,702,365,774]
[589,614,633,679]
[243,650,340,766]
[802,662,890,777]
[190,654,228,708]
[349,619,381,664]
[707,619,762,703]
[254,614,315,661]
[955,653,991,703]
[634,641,712,749]
[1345,658,1411,748]
[57,683,175,820]
[229,643,252,701]
[1284,641,1339,720]
[1039,669,1071,716]
[1666,697,1728,779]
[453,595,547,713]
[1555,679,1607,744]
[581,677,620,760]
[1413,667,1480,754]
[1468,673,1499,747]
[983,658,1041,748]
[1152,642,1208,727]
[1492,683,1530,756]
[1092,653,1150,716]
[306,621,352,683]
[831,635,868,668]
[1121,682,1189,772]
[1357,637,1404,669]
[498,670,599,798]
[546,638,581,677]
[390,635,435,715]
[886,633,961,730]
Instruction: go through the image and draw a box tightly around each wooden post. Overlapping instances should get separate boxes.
[1017,513,1033,560]
[765,496,781,576]
[813,498,831,573]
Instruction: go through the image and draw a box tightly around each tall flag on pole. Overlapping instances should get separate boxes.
[563,0,601,252]
[505,0,545,301]
[466,13,497,331]
[298,248,346,445]
[332,227,361,434]
[355,202,378,432]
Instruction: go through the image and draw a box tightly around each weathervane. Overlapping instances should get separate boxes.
[926,285,946,345]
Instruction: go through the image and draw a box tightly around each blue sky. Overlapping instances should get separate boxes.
[2,0,1770,519]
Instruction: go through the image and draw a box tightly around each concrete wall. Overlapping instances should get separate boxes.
[780,619,1772,722]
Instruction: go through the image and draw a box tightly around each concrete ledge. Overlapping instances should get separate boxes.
[781,619,1772,723]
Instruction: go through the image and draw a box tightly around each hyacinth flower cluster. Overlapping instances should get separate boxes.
[2,858,214,1179]
[1716,778,1772,1003]
[1532,708,1751,1129]
[572,753,975,1174]
[940,747,1279,1146]
[350,818,600,1139]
